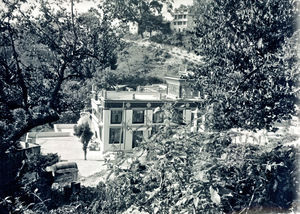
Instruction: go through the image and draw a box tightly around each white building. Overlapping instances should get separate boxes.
[128,21,139,34]
[90,76,204,153]
[170,6,195,32]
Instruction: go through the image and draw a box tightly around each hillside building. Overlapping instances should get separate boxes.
[90,76,204,154]
[170,6,195,32]
[128,21,139,35]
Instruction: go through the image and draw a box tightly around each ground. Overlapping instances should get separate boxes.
[36,136,107,187]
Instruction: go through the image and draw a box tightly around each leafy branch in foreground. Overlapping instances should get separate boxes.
[103,127,297,213]
[97,105,298,213]
[191,0,299,131]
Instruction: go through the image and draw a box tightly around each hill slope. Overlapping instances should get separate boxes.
[115,36,202,79]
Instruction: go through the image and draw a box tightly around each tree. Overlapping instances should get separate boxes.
[103,0,171,37]
[73,122,93,160]
[0,0,119,154]
[191,0,299,131]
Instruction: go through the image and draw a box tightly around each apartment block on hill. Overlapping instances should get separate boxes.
[170,6,195,32]
[90,76,204,153]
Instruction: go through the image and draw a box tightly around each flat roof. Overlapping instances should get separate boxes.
[102,91,164,101]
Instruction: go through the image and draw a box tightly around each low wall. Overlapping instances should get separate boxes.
[27,132,72,138]
[54,124,76,133]
[26,132,72,143]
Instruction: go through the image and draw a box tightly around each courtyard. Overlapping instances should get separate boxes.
[36,136,107,186]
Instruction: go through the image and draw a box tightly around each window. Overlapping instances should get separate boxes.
[175,15,177,19]
[178,15,183,19]
[111,110,122,124]
[132,110,144,124]
[132,130,143,148]
[153,111,164,123]
[174,22,176,25]
[178,109,184,124]
[184,15,186,19]
[178,21,182,25]
[183,21,187,25]
[109,128,123,144]
[191,112,202,125]
[191,112,201,121]
[173,109,184,124]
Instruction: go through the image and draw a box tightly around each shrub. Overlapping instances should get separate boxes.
[100,123,298,213]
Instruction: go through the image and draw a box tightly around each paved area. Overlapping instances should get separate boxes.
[36,136,106,178]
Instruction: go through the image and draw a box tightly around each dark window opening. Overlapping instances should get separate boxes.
[132,130,143,148]
[111,110,122,124]
[173,109,184,125]
[153,111,164,123]
[109,128,123,144]
[133,110,144,124]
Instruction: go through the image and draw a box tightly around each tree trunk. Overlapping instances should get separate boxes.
[84,148,87,160]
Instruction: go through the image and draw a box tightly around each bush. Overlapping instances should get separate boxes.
[9,130,297,213]
[0,153,60,213]
[149,32,194,51]
[100,120,298,213]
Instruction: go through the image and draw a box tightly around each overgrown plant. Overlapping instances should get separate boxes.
[74,122,93,160]
[99,105,298,213]
[0,153,59,214]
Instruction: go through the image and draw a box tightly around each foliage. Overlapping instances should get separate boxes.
[90,105,299,213]
[149,31,194,51]
[100,123,298,213]
[6,122,297,213]
[104,0,172,37]
[191,0,299,131]
[0,0,119,154]
[74,122,93,160]
[23,153,59,176]
[0,153,59,214]
[86,67,163,92]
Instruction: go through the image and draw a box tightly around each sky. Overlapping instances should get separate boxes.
[73,0,194,15]
[173,0,193,8]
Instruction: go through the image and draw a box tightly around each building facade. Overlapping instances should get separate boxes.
[90,76,203,153]
[170,6,195,32]
[128,21,139,34]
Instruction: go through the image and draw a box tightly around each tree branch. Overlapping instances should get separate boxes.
[8,25,29,110]
[49,61,67,109]
[1,112,60,154]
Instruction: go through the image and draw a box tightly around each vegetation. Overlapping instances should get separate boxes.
[0,0,119,155]
[0,0,298,213]
[74,122,93,160]
[0,153,59,213]
[101,123,298,213]
[1,125,298,213]
[104,0,172,37]
[191,0,299,131]
[149,31,195,51]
